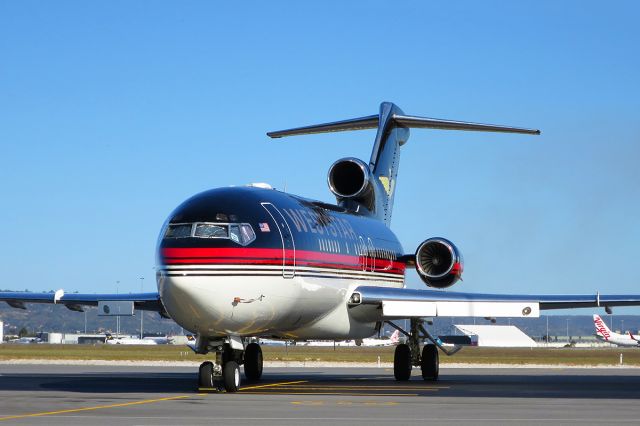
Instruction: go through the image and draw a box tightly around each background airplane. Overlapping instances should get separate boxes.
[593,314,640,347]
[105,334,172,345]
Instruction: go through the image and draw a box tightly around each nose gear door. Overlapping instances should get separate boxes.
[261,202,296,278]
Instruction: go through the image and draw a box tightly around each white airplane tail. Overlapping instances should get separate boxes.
[390,329,400,345]
[593,314,612,340]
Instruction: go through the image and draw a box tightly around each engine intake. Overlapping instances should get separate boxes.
[415,237,463,288]
[327,157,373,199]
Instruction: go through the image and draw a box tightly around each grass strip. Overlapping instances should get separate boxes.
[1,344,639,366]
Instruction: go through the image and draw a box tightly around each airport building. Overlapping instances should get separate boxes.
[454,324,537,348]
[0,320,3,343]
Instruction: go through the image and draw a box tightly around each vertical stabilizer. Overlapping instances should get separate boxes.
[368,102,409,224]
[593,314,612,340]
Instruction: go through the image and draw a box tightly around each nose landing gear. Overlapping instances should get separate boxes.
[196,338,264,392]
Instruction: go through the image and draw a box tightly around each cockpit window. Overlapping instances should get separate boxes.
[194,223,228,238]
[164,222,256,246]
[165,224,193,238]
[239,224,256,245]
[229,225,241,244]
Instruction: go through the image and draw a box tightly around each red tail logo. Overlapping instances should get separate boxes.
[594,316,611,340]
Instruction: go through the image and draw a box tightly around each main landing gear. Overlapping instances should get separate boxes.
[195,337,263,393]
[390,318,445,382]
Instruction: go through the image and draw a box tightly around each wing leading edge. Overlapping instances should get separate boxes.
[351,286,640,319]
[0,291,163,314]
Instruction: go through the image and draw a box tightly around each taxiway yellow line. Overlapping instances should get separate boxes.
[239,380,308,391]
[240,392,419,397]
[256,386,442,391]
[0,395,191,422]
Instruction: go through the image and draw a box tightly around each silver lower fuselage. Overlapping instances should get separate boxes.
[158,264,404,340]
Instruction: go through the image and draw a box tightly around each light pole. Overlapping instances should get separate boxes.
[566,318,569,342]
[139,277,144,339]
[610,313,614,331]
[546,315,549,343]
[84,309,87,334]
[116,280,120,338]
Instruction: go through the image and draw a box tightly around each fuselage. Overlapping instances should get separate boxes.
[595,334,640,347]
[156,186,406,340]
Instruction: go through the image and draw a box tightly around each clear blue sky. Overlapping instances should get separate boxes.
[1,2,638,313]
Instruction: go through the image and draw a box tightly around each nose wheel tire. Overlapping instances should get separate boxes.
[223,361,241,392]
[244,343,263,381]
[421,344,439,381]
[393,343,412,381]
[198,361,215,389]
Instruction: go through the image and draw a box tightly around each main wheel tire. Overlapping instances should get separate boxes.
[393,343,412,381]
[222,361,241,392]
[244,343,263,381]
[198,361,215,389]
[421,344,439,381]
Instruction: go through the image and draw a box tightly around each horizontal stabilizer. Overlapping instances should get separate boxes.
[393,114,540,135]
[267,108,540,138]
[267,115,379,138]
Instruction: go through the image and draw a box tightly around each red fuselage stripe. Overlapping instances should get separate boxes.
[161,247,406,275]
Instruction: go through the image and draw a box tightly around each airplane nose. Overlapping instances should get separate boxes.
[158,272,290,337]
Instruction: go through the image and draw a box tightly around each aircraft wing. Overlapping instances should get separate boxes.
[0,291,165,315]
[351,286,640,319]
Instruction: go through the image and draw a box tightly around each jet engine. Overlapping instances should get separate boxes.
[327,157,374,200]
[415,237,463,288]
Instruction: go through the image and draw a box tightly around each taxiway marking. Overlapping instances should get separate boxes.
[0,395,191,422]
[241,392,419,396]
[198,379,308,393]
[240,380,308,391]
[263,386,442,391]
[292,401,399,406]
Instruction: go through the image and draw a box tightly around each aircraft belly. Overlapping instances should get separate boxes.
[289,275,401,339]
[159,267,403,339]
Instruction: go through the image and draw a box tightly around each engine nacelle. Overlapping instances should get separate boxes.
[327,157,373,200]
[415,237,463,289]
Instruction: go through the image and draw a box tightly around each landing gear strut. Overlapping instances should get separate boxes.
[389,318,441,382]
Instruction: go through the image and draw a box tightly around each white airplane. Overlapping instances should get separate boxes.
[3,102,640,393]
[299,330,400,347]
[358,329,401,347]
[8,337,42,344]
[593,315,640,347]
[105,334,172,345]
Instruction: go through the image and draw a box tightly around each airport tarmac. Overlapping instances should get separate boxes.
[1,365,639,425]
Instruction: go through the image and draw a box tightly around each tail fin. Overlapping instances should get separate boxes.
[593,314,612,340]
[268,102,540,225]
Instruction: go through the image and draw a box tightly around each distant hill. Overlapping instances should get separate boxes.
[0,300,183,337]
